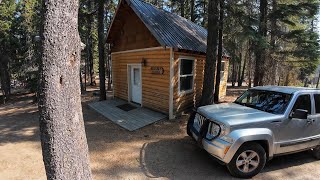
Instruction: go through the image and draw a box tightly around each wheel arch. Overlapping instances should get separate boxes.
[224,128,274,163]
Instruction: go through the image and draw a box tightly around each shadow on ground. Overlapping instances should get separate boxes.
[0,92,319,179]
[139,137,318,179]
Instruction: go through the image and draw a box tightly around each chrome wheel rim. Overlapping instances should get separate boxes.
[236,150,260,173]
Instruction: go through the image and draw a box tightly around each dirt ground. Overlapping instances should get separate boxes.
[1,87,320,180]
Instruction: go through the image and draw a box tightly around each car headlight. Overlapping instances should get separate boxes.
[206,122,221,139]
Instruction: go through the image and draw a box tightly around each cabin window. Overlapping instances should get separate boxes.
[179,58,194,94]
[220,61,225,81]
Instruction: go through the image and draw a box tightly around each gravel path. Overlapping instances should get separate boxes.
[1,88,320,179]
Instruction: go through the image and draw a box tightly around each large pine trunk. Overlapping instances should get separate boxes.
[98,0,106,100]
[38,0,92,179]
[199,0,219,106]
[254,0,267,86]
[214,0,224,103]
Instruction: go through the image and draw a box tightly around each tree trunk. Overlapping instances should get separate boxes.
[239,50,247,87]
[201,0,207,27]
[180,0,185,17]
[269,0,277,85]
[106,44,112,91]
[199,0,219,106]
[190,0,195,22]
[237,52,242,86]
[38,0,92,179]
[304,78,308,87]
[98,0,106,100]
[87,0,94,86]
[316,70,320,88]
[214,0,224,103]
[231,59,236,87]
[0,54,11,102]
[253,0,267,86]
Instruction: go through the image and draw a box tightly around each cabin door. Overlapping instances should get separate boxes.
[129,64,142,104]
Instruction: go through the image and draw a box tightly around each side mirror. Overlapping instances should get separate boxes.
[291,109,308,119]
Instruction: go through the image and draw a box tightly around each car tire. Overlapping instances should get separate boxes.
[186,111,196,137]
[227,142,266,178]
[312,146,320,160]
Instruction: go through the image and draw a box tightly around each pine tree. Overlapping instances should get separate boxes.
[200,0,219,105]
[38,0,92,178]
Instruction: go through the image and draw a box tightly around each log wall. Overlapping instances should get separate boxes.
[112,48,170,114]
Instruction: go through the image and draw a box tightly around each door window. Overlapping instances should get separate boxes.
[292,95,311,114]
[314,94,320,114]
[133,68,139,85]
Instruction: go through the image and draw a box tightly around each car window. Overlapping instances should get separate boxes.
[234,90,292,114]
[292,95,311,114]
[315,94,320,114]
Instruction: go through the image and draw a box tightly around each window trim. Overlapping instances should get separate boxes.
[314,94,320,114]
[290,94,312,115]
[178,56,195,96]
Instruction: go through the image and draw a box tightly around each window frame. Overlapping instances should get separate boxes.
[290,94,312,115]
[178,57,195,95]
[314,94,320,114]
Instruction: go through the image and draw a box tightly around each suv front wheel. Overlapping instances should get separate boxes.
[227,143,266,178]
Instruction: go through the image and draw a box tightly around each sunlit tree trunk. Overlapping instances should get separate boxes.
[38,0,92,179]
[214,0,224,103]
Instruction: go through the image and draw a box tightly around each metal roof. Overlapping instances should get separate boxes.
[110,0,229,56]
[251,86,320,94]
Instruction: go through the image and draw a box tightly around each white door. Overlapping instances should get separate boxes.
[130,65,142,104]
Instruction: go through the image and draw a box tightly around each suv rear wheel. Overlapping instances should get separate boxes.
[227,143,266,178]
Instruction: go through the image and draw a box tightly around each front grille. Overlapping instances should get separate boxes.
[194,113,207,131]
[197,113,206,127]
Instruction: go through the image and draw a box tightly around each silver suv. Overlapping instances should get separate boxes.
[187,86,320,178]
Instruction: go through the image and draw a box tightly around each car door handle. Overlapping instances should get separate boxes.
[307,119,315,124]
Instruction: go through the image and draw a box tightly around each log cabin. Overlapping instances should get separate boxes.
[107,0,230,119]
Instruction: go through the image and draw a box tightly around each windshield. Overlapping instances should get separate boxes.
[234,89,292,114]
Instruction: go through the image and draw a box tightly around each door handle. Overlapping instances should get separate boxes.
[307,119,315,124]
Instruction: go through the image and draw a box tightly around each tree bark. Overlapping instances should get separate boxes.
[0,54,11,102]
[201,0,207,27]
[38,0,92,179]
[87,0,95,86]
[231,59,236,87]
[253,0,267,86]
[199,0,219,106]
[239,46,248,87]
[98,0,106,100]
[180,0,185,17]
[269,0,277,85]
[237,52,242,86]
[214,0,224,103]
[106,44,112,91]
[316,70,320,88]
[190,0,195,22]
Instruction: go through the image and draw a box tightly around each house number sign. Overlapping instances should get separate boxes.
[151,67,164,74]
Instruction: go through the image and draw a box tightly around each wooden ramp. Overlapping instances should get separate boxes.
[88,99,167,131]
